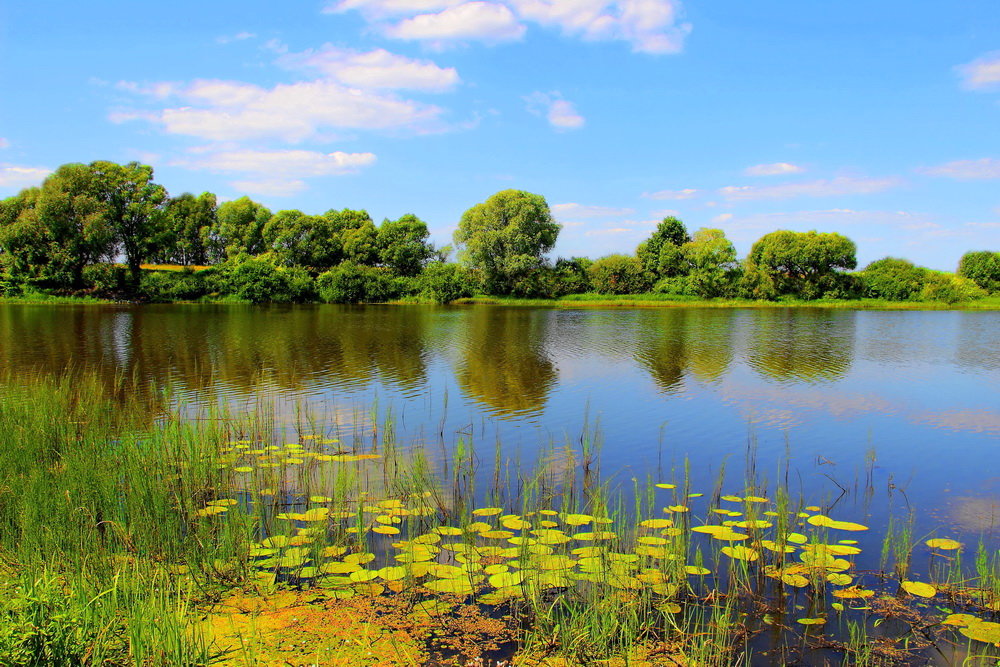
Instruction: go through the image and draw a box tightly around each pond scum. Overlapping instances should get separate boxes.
[0,374,998,665]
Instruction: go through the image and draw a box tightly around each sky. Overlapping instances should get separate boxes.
[0,0,998,270]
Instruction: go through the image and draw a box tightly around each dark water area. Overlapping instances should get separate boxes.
[2,303,998,568]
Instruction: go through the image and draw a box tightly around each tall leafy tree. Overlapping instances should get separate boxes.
[747,229,856,298]
[682,228,737,297]
[88,161,168,287]
[637,216,690,277]
[208,196,271,262]
[454,189,559,295]
[377,214,433,276]
[263,209,341,268]
[156,192,216,265]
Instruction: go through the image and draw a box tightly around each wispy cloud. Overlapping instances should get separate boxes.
[216,31,257,44]
[719,175,902,201]
[384,2,526,45]
[956,51,1000,91]
[278,45,460,91]
[172,148,377,197]
[743,162,805,177]
[642,187,698,200]
[525,91,585,130]
[0,164,52,189]
[918,158,1000,180]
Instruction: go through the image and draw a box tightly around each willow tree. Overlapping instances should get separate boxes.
[454,190,559,295]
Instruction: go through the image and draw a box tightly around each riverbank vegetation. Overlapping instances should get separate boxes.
[0,373,998,665]
[1,161,998,307]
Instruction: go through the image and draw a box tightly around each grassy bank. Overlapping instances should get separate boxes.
[0,375,998,665]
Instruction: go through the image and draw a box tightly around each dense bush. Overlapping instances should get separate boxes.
[225,258,314,303]
[920,272,986,304]
[858,257,925,300]
[82,263,128,296]
[588,255,652,295]
[958,250,1000,293]
[419,262,474,304]
[317,262,397,304]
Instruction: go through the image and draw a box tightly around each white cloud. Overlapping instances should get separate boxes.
[642,187,698,200]
[511,0,689,53]
[0,138,9,149]
[718,175,902,201]
[278,45,459,91]
[328,0,465,17]
[711,213,733,224]
[114,78,446,142]
[0,164,51,189]
[919,158,1000,180]
[713,208,936,232]
[743,162,805,177]
[332,0,689,53]
[173,148,377,197]
[956,51,1000,91]
[385,2,526,44]
[216,31,257,44]
[552,202,634,217]
[525,92,584,129]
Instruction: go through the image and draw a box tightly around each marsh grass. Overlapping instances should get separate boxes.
[0,373,997,665]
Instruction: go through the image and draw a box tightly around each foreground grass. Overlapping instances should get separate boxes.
[0,375,998,665]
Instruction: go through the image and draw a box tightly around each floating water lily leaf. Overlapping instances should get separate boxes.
[466,522,492,533]
[687,493,703,498]
[233,466,253,473]
[472,507,502,516]
[572,531,615,541]
[489,570,527,588]
[260,535,289,549]
[684,565,710,575]
[744,496,768,503]
[433,526,463,536]
[502,517,531,531]
[733,520,772,529]
[721,495,743,502]
[721,546,759,561]
[691,525,727,536]
[344,552,375,564]
[786,532,808,544]
[759,540,795,554]
[372,525,400,535]
[349,569,379,582]
[539,520,559,528]
[826,573,852,586]
[665,505,689,513]
[509,536,537,546]
[481,530,515,539]
[960,621,1000,646]
[412,533,441,545]
[377,566,408,581]
[807,515,869,532]
[832,587,874,599]
[300,508,329,522]
[781,574,809,588]
[925,538,962,551]
[563,514,594,526]
[901,581,936,598]
[639,519,673,529]
[322,561,361,574]
[484,564,508,575]
[805,505,821,512]
[425,578,475,595]
[659,602,682,613]
[943,613,981,627]
[803,543,861,557]
[797,618,826,625]
[655,483,676,489]
[638,536,668,546]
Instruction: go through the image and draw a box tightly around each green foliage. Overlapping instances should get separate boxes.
[82,263,128,296]
[652,275,692,296]
[263,209,338,268]
[224,258,314,303]
[454,190,560,295]
[376,214,433,276]
[316,262,397,303]
[419,262,474,303]
[588,254,652,295]
[682,228,738,297]
[637,217,690,277]
[207,197,270,262]
[920,271,986,304]
[138,267,218,302]
[958,250,1000,293]
[748,230,857,299]
[859,257,926,300]
[547,257,593,297]
[154,192,216,265]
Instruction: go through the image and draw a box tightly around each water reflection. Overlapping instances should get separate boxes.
[633,309,736,393]
[746,309,855,383]
[455,307,556,418]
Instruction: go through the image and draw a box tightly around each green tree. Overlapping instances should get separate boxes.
[859,257,926,301]
[637,216,690,277]
[262,209,340,268]
[454,190,559,295]
[957,250,1000,293]
[747,230,857,299]
[207,197,271,262]
[156,192,216,265]
[88,161,168,287]
[588,254,652,294]
[376,214,433,276]
[682,228,738,297]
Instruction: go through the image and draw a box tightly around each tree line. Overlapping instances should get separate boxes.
[0,160,997,304]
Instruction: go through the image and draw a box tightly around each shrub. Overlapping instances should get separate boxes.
[652,275,692,296]
[588,255,652,295]
[225,258,313,303]
[957,250,1000,293]
[316,262,397,304]
[920,272,987,304]
[82,263,128,297]
[419,262,473,304]
[859,257,926,300]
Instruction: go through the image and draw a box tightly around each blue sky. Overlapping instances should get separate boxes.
[1,0,998,270]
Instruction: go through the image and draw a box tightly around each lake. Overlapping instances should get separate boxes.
[2,303,998,558]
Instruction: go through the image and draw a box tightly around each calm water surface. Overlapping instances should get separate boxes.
[2,303,998,553]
